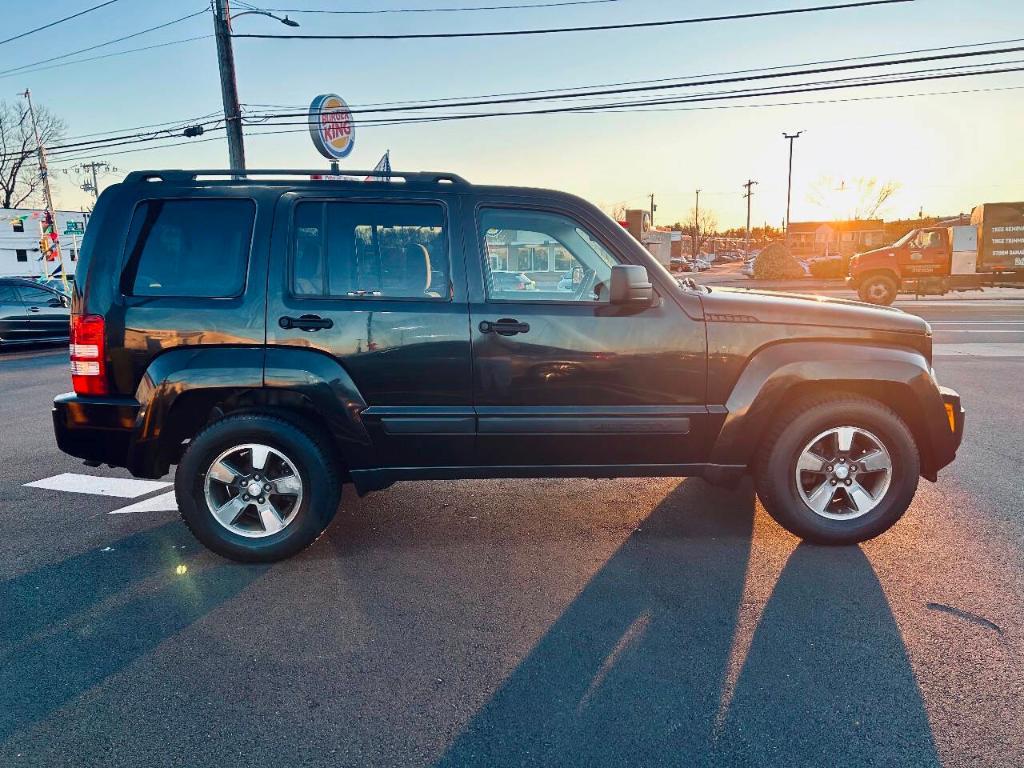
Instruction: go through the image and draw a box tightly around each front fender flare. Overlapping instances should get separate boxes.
[709,341,942,472]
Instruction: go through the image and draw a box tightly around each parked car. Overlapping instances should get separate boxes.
[490,270,536,292]
[557,269,575,290]
[741,258,756,277]
[0,276,70,347]
[35,275,74,296]
[669,257,692,272]
[53,168,963,562]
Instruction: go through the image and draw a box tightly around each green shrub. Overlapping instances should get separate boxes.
[753,242,805,280]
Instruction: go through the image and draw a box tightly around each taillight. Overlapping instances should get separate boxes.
[70,314,107,396]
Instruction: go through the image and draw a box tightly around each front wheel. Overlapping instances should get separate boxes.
[175,414,341,562]
[754,395,920,544]
[858,274,898,305]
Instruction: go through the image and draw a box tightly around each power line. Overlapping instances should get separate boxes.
[233,0,913,41]
[251,0,623,12]
[241,43,1024,119]
[0,34,212,82]
[48,80,1024,165]
[0,0,122,47]
[243,65,1024,129]
[59,110,222,144]
[239,34,1024,115]
[0,7,209,78]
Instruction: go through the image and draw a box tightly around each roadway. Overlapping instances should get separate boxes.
[0,298,1022,767]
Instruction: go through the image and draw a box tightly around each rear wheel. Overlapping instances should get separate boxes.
[858,274,898,305]
[754,395,920,544]
[175,414,340,562]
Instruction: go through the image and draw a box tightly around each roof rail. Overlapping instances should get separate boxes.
[122,169,469,185]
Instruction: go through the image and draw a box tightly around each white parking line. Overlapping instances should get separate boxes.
[109,490,178,515]
[933,343,1024,357]
[24,473,171,498]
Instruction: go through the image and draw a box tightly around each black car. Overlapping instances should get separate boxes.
[0,276,70,347]
[52,169,963,562]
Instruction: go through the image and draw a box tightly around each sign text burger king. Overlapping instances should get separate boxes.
[309,93,355,160]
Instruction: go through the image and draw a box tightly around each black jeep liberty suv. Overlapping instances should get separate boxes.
[53,169,964,562]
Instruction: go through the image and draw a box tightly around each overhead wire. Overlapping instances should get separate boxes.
[232,0,914,41]
[0,0,122,47]
[0,7,209,78]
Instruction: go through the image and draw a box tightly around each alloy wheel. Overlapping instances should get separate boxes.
[202,443,304,538]
[794,426,893,520]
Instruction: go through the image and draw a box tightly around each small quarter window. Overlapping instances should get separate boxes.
[12,220,24,233]
[15,249,27,262]
[121,199,255,297]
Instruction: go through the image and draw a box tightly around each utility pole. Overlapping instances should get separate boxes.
[21,89,66,287]
[783,130,804,236]
[79,161,114,199]
[213,0,246,172]
[742,179,758,252]
[648,193,656,227]
[693,188,701,258]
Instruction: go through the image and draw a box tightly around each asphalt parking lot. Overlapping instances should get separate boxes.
[1,299,1023,767]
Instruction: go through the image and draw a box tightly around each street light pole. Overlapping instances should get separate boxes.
[211,2,299,173]
[783,130,804,236]
[213,0,245,172]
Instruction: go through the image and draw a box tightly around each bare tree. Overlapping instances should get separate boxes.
[0,100,67,209]
[689,209,718,257]
[807,175,900,221]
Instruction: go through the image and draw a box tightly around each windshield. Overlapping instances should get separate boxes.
[891,229,918,248]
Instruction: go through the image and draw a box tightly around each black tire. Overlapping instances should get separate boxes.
[175,414,341,562]
[754,394,920,545]
[858,274,898,305]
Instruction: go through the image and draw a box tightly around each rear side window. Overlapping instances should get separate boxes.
[121,199,255,297]
[291,201,448,299]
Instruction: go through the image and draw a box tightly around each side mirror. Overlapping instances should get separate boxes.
[609,264,653,305]
[48,296,64,307]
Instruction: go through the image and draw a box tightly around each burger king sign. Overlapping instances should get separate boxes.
[309,93,355,160]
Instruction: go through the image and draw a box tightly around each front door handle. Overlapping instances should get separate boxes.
[279,314,334,332]
[479,318,530,336]
[27,306,40,313]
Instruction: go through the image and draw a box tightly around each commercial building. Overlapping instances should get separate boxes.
[1,208,89,277]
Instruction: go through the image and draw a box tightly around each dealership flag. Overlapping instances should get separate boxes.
[365,150,391,181]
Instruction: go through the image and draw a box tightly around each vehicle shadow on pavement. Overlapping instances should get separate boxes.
[435,480,938,768]
[0,522,267,744]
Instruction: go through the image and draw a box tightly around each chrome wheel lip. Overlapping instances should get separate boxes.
[202,443,304,539]
[794,426,893,521]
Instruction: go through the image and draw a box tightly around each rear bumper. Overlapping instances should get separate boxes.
[52,392,140,471]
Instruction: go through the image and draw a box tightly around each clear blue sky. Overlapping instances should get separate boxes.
[6,0,1023,227]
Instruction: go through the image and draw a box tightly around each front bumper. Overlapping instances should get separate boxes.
[939,385,965,459]
[52,392,139,470]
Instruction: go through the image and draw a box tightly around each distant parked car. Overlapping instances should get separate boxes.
[695,258,711,271]
[669,257,692,272]
[0,277,70,347]
[741,258,756,277]
[490,271,536,292]
[557,269,575,290]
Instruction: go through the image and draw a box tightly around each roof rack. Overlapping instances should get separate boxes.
[123,169,469,185]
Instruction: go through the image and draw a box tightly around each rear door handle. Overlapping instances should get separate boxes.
[479,318,530,336]
[279,314,334,331]
[27,306,40,313]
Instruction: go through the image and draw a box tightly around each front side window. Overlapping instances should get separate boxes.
[292,201,448,300]
[121,199,255,297]
[479,208,620,302]
[18,286,58,306]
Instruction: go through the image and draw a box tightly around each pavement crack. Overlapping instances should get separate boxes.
[926,602,1004,634]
